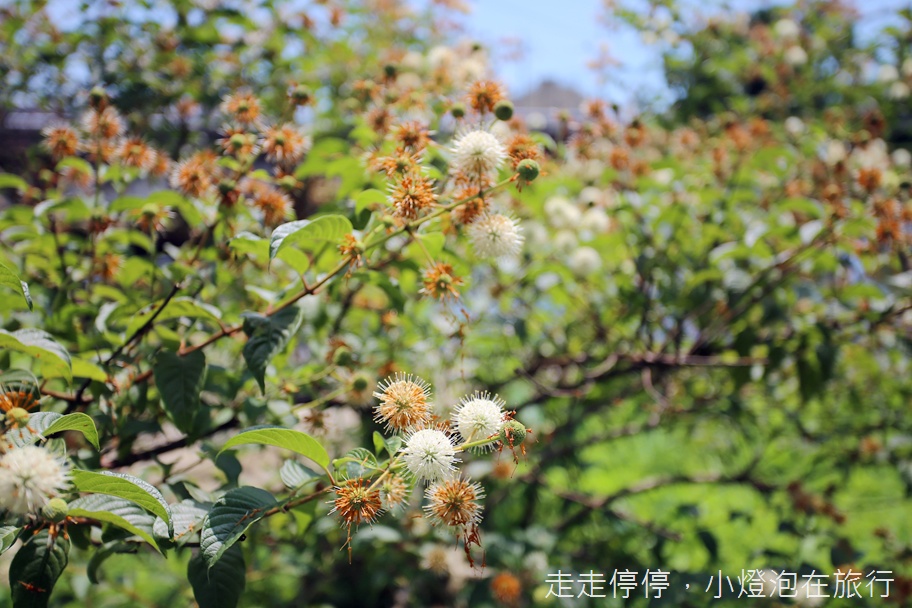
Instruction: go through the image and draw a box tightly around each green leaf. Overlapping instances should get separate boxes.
[241,305,304,393]
[153,349,208,434]
[153,500,209,545]
[9,529,69,608]
[0,173,28,192]
[0,262,32,310]
[68,495,160,551]
[126,297,222,336]
[0,526,19,554]
[269,215,353,263]
[0,329,71,380]
[42,413,100,450]
[199,486,276,567]
[353,188,388,213]
[219,427,330,474]
[333,447,379,478]
[87,541,136,585]
[71,358,107,382]
[7,412,64,448]
[71,470,172,535]
[279,459,321,490]
[188,544,246,608]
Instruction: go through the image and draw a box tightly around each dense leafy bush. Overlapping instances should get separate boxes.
[0,1,911,607]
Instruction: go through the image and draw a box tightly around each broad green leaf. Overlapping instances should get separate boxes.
[153,500,209,545]
[219,427,330,474]
[42,413,100,450]
[68,495,160,551]
[71,470,172,534]
[87,541,136,585]
[8,412,64,448]
[199,486,276,567]
[188,544,246,608]
[353,188,388,213]
[0,329,71,380]
[126,297,222,336]
[153,350,207,434]
[0,262,32,310]
[241,305,304,393]
[9,529,69,608]
[71,358,107,382]
[279,459,321,490]
[0,526,19,554]
[0,173,28,191]
[333,447,379,478]
[228,232,268,259]
[269,214,353,263]
[55,156,93,177]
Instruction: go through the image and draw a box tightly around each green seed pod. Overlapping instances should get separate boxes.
[450,103,466,119]
[494,100,514,121]
[351,372,371,392]
[7,407,31,428]
[500,420,528,446]
[42,498,69,523]
[89,86,109,110]
[290,84,313,106]
[516,159,540,183]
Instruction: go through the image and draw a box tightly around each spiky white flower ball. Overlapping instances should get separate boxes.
[774,18,800,41]
[468,213,523,259]
[451,130,507,181]
[452,392,505,448]
[402,429,458,482]
[568,246,602,276]
[784,45,808,67]
[0,446,70,515]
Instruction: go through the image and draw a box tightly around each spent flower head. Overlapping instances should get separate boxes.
[424,476,484,528]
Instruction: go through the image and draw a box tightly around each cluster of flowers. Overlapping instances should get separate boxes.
[331,372,528,560]
[0,389,70,520]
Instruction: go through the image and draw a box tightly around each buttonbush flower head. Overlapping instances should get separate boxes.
[0,445,70,516]
[424,476,484,528]
[421,262,464,301]
[468,213,523,259]
[262,123,310,165]
[217,125,261,158]
[452,391,506,448]
[402,428,458,482]
[451,129,507,182]
[506,133,542,169]
[115,137,158,171]
[220,90,262,125]
[388,172,437,220]
[379,473,410,511]
[373,372,433,433]
[394,121,430,152]
[246,182,293,227]
[80,106,124,140]
[491,572,523,606]
[331,478,382,528]
[171,151,218,198]
[467,79,505,114]
[41,124,79,160]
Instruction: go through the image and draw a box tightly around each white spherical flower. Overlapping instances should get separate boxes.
[451,130,507,181]
[878,64,900,83]
[452,392,505,448]
[581,208,611,235]
[784,116,805,137]
[774,18,800,41]
[568,246,602,276]
[0,446,70,515]
[403,429,459,482]
[892,148,911,168]
[468,213,524,259]
[784,45,808,66]
[889,81,910,100]
[544,196,582,230]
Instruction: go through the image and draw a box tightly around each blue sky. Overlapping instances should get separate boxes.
[452,0,908,105]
